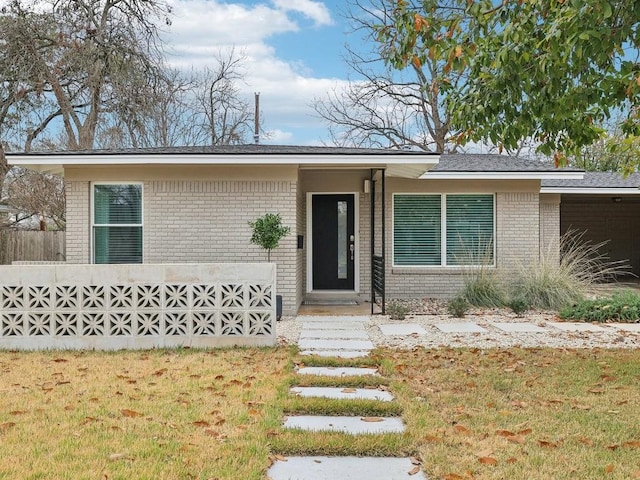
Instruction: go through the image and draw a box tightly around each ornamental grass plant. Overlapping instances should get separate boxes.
[512,230,630,310]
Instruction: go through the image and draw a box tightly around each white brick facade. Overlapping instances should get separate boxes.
[64,168,557,311]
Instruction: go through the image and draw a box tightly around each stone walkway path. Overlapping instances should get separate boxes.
[268,316,426,480]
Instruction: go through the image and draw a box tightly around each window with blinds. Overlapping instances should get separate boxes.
[93,184,143,264]
[393,194,494,267]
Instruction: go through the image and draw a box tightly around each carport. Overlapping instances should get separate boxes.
[541,172,640,277]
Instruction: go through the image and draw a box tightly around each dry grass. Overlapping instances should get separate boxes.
[0,348,291,480]
[388,347,640,480]
[2,347,640,479]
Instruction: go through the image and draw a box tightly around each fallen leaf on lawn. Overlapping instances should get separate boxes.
[506,457,518,464]
[606,444,620,451]
[478,457,498,466]
[453,424,470,434]
[518,428,532,435]
[444,474,465,480]
[496,430,515,437]
[605,464,614,473]
[272,454,287,462]
[623,440,640,449]
[192,420,210,427]
[361,417,384,422]
[408,466,421,475]
[589,388,605,394]
[0,422,16,432]
[120,409,143,418]
[578,436,594,446]
[341,388,357,393]
[52,358,68,363]
[423,434,442,442]
[507,435,526,445]
[632,470,640,478]
[153,369,167,376]
[573,404,591,411]
[248,408,260,416]
[511,401,528,408]
[9,410,27,415]
[537,440,559,448]
[410,456,421,465]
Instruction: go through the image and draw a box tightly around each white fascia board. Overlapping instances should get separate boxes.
[420,171,584,180]
[8,153,440,168]
[540,187,640,194]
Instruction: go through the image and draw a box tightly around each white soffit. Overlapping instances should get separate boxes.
[7,153,440,177]
[540,187,640,194]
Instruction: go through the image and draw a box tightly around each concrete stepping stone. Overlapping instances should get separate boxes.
[283,415,404,434]
[298,339,374,351]
[609,323,640,332]
[300,329,369,340]
[291,386,393,402]
[299,350,370,358]
[379,324,427,336]
[268,456,427,480]
[296,367,379,377]
[434,322,487,333]
[491,322,548,333]
[547,322,608,332]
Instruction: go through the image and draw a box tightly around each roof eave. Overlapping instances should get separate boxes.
[420,171,584,180]
[540,187,640,194]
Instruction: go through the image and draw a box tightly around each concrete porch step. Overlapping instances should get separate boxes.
[290,386,393,402]
[283,415,404,435]
[267,456,426,480]
[301,321,366,331]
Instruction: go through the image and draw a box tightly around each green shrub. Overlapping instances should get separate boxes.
[512,230,630,310]
[447,296,469,318]
[507,297,529,316]
[559,290,640,323]
[462,269,506,307]
[386,301,410,321]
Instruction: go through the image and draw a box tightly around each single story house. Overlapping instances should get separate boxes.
[8,146,592,316]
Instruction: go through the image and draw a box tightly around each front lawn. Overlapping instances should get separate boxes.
[1,347,639,479]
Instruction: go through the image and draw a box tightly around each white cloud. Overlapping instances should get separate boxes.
[271,0,333,26]
[162,0,346,144]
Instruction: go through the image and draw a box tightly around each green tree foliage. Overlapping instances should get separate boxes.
[376,0,640,162]
[567,132,640,173]
[249,213,291,262]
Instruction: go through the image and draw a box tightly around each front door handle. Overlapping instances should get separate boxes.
[350,243,355,260]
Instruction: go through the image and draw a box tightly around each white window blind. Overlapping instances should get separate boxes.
[93,184,142,264]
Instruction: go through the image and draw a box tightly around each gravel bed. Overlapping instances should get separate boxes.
[277,299,640,350]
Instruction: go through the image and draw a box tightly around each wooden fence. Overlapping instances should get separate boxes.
[0,230,65,264]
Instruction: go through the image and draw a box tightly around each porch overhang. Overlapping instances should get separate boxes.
[7,148,440,179]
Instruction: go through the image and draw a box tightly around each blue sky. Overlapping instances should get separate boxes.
[163,0,368,145]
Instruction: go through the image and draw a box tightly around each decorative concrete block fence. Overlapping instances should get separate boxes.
[0,263,276,350]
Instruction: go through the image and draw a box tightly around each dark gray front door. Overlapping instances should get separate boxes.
[312,194,355,290]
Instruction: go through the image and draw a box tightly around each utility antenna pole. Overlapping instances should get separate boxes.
[254,92,260,144]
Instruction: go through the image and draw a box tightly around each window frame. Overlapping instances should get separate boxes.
[392,192,496,268]
[91,182,144,264]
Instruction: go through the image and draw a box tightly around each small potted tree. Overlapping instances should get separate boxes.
[249,213,291,319]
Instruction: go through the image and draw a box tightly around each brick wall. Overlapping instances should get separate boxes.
[385,190,541,299]
[65,181,90,263]
[66,179,299,315]
[144,180,298,314]
[540,194,560,264]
